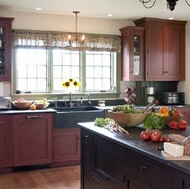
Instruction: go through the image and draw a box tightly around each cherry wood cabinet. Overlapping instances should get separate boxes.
[0,115,13,168]
[134,17,186,81]
[0,17,14,81]
[53,128,80,165]
[120,26,144,81]
[13,113,53,166]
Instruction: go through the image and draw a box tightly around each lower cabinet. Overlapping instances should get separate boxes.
[173,171,190,189]
[81,127,174,189]
[0,115,13,168]
[13,113,53,166]
[53,128,80,164]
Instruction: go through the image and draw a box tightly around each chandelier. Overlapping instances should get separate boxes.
[139,0,190,11]
[68,11,85,47]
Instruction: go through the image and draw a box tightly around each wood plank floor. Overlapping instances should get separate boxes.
[0,165,80,189]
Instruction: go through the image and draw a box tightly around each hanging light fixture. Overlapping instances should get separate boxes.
[68,11,85,47]
[139,0,190,11]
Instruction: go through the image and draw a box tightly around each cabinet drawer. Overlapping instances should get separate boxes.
[124,150,172,189]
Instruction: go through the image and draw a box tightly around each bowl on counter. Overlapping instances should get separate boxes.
[12,101,33,110]
[108,111,150,127]
[161,114,183,125]
[35,103,50,109]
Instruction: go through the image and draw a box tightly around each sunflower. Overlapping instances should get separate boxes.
[62,78,80,88]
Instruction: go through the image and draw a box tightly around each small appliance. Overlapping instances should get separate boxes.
[0,96,12,110]
[159,92,185,105]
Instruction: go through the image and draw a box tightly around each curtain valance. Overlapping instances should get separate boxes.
[13,30,121,52]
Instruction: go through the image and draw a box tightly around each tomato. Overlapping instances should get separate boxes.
[159,136,165,142]
[153,130,162,137]
[178,120,187,130]
[151,133,160,142]
[168,120,179,129]
[140,131,150,141]
[164,137,172,142]
[159,106,170,114]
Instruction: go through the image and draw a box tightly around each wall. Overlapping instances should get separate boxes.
[0,10,134,97]
[0,10,189,104]
[178,21,190,104]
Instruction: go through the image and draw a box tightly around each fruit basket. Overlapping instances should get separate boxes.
[161,114,183,125]
[108,111,149,127]
[12,101,33,110]
[35,103,50,109]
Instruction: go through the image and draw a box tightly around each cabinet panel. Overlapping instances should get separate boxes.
[0,115,13,168]
[134,18,186,81]
[13,113,53,166]
[173,171,190,189]
[0,17,14,81]
[120,26,144,81]
[53,128,80,163]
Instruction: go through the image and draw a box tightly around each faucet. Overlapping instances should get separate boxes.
[86,93,91,105]
[69,92,72,107]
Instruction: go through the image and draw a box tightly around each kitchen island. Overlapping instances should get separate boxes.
[79,122,190,189]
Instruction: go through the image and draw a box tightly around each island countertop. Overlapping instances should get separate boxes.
[78,122,190,176]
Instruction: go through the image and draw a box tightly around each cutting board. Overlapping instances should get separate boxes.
[161,151,190,160]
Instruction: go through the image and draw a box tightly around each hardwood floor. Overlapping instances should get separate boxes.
[0,165,80,189]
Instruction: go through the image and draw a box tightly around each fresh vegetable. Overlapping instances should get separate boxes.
[111,104,142,114]
[157,106,181,117]
[143,112,165,130]
[178,120,187,130]
[169,107,180,116]
[151,132,161,142]
[94,118,111,127]
[140,131,150,141]
[168,120,179,129]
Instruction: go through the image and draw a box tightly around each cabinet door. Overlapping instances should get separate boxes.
[0,115,13,168]
[164,25,185,80]
[81,128,94,189]
[120,26,144,81]
[13,113,53,166]
[173,171,190,189]
[53,128,80,163]
[0,17,14,81]
[145,23,165,81]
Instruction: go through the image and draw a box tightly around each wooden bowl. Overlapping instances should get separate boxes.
[108,111,149,127]
[13,101,33,110]
[161,114,183,125]
[35,103,50,109]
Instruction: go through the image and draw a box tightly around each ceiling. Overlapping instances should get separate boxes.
[0,0,190,21]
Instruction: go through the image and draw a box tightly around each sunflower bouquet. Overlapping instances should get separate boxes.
[62,78,80,89]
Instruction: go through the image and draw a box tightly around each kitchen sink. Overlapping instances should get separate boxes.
[54,106,105,128]
[54,106,100,112]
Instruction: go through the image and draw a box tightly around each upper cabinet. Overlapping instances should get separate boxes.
[134,18,186,81]
[120,26,145,81]
[0,17,14,81]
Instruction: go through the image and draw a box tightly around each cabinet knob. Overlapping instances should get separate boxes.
[129,71,133,73]
[163,71,168,73]
[140,165,147,171]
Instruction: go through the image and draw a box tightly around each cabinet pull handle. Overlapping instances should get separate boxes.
[84,135,88,143]
[26,115,42,119]
[129,71,133,73]
[140,165,147,171]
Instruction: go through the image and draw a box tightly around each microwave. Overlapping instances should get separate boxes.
[159,92,185,105]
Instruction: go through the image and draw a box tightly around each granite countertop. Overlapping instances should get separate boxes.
[0,108,56,114]
[78,122,190,176]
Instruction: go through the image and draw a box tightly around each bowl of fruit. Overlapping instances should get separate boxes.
[34,98,49,109]
[12,98,33,110]
[108,104,150,127]
[157,106,183,125]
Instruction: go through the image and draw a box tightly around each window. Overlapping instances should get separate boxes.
[13,31,120,94]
